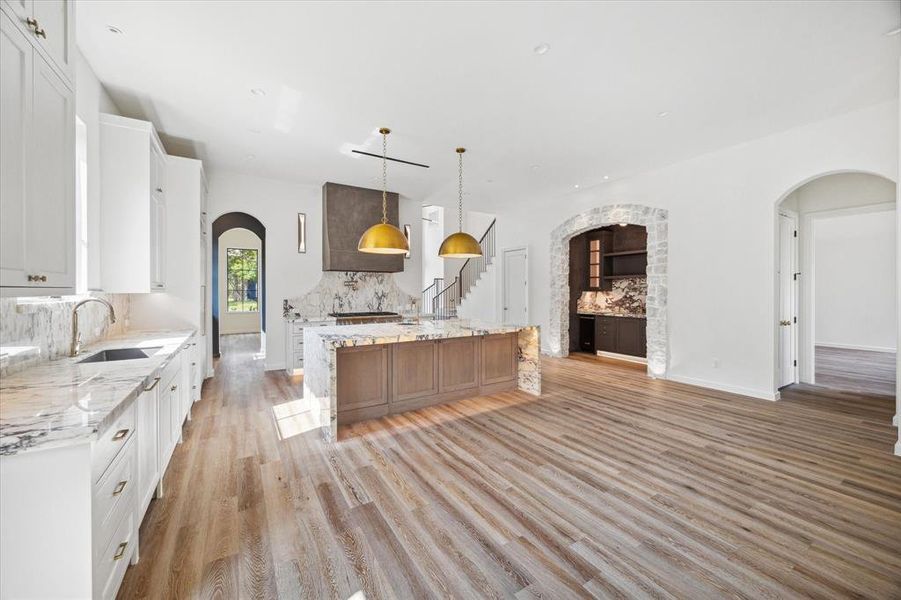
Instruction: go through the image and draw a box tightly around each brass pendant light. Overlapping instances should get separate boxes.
[358,128,410,255]
[438,148,482,258]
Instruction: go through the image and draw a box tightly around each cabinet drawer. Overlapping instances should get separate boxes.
[93,435,137,558]
[96,508,136,600]
[293,335,304,350]
[92,400,136,483]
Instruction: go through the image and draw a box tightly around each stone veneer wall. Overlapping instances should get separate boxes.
[0,293,131,376]
[283,272,414,319]
[549,204,668,377]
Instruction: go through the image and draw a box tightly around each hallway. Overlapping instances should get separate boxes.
[815,345,896,397]
[118,336,901,599]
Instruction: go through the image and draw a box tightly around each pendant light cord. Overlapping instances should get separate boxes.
[458,150,464,232]
[381,130,388,225]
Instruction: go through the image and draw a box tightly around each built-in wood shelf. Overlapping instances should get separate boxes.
[603,274,647,280]
[603,249,648,257]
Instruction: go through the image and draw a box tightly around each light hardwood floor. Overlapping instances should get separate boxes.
[815,345,896,397]
[118,334,901,599]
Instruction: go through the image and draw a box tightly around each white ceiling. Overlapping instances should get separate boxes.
[77,1,900,209]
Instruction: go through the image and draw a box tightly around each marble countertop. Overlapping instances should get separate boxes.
[305,319,534,349]
[577,312,646,319]
[0,329,195,457]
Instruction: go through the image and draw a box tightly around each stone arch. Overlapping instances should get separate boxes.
[548,204,668,377]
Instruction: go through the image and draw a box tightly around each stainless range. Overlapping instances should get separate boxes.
[328,311,403,325]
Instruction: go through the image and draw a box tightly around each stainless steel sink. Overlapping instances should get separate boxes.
[77,347,162,364]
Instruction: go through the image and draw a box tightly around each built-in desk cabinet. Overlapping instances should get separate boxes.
[595,315,647,358]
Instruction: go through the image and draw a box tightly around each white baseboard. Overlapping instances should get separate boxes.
[264,361,285,372]
[894,414,899,427]
[665,374,779,401]
[895,439,901,457]
[815,342,896,353]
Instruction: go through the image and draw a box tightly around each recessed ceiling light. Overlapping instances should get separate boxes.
[603,175,610,180]
[657,111,670,118]
[250,88,266,96]
[573,184,580,189]
[530,164,540,171]
[106,25,123,34]
[618,223,628,227]
[244,154,255,161]
[887,26,901,36]
[533,43,550,55]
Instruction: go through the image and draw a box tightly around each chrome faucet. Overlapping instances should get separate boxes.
[70,298,117,357]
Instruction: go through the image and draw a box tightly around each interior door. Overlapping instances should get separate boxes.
[502,248,528,325]
[778,212,798,388]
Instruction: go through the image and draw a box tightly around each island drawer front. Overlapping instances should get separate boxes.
[92,400,137,484]
[93,435,137,560]
[96,507,136,600]
[481,333,518,385]
[336,345,389,412]
[391,340,439,402]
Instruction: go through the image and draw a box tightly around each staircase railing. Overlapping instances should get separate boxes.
[428,219,496,319]
[421,277,444,316]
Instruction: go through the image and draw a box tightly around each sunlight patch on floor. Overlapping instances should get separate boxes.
[272,398,318,439]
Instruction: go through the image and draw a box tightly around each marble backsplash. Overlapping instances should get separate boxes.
[0,293,131,376]
[283,272,415,319]
[577,277,646,316]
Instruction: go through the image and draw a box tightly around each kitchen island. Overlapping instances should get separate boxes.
[303,319,541,441]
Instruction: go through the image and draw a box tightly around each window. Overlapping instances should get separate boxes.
[226,248,259,312]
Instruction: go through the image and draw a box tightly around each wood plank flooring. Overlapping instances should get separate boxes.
[815,345,896,397]
[118,334,901,599]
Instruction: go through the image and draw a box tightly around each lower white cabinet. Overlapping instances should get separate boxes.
[0,336,198,599]
[285,319,331,374]
[136,376,159,518]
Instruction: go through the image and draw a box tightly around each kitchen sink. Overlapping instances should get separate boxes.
[77,347,163,364]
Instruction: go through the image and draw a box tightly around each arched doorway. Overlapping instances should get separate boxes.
[548,204,669,378]
[773,171,897,396]
[212,212,266,357]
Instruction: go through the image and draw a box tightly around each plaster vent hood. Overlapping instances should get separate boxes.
[322,182,403,273]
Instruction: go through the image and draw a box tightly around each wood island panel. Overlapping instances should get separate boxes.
[392,340,439,402]
[336,334,518,427]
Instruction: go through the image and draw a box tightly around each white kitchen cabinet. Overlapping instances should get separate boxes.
[1,0,73,85]
[136,377,160,520]
[285,319,331,374]
[99,114,167,293]
[0,8,75,296]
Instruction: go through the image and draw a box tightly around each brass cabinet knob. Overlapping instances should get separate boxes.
[113,542,128,561]
[34,27,46,38]
[779,320,792,326]
[25,17,37,30]
[171,384,178,391]
[112,480,128,496]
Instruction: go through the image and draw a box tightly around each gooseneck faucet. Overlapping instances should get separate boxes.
[70,298,117,357]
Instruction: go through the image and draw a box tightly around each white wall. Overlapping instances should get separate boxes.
[422,205,444,289]
[207,170,422,370]
[814,210,896,352]
[74,48,120,291]
[219,228,263,335]
[443,100,898,400]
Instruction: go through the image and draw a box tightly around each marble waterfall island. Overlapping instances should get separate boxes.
[303,320,541,441]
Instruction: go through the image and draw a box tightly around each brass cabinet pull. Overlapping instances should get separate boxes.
[27,274,47,282]
[112,428,129,441]
[25,17,37,30]
[113,542,128,561]
[144,377,161,392]
[34,27,46,38]
[171,384,178,391]
[112,480,128,496]
[155,187,163,193]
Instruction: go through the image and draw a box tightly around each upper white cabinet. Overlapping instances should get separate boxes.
[1,0,74,85]
[99,114,168,293]
[0,8,75,295]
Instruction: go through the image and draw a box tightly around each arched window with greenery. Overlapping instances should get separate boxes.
[226,247,259,312]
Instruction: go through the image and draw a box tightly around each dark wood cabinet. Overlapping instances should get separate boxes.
[591,315,646,357]
[579,316,596,352]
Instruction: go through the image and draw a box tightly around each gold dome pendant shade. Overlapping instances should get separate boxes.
[358,128,410,255]
[438,148,483,258]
